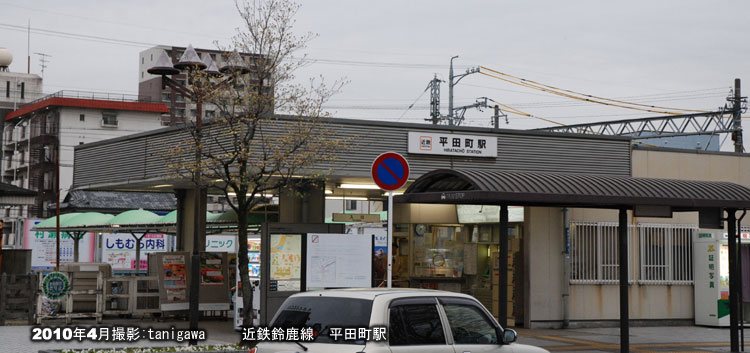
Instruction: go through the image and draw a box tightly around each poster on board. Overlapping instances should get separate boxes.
[269,234,301,291]
[306,233,372,289]
[200,252,224,285]
[162,254,187,300]
[23,219,95,270]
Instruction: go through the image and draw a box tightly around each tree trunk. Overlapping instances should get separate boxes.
[236,202,254,329]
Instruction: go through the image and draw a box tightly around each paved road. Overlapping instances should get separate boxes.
[1,320,749,353]
[515,326,745,352]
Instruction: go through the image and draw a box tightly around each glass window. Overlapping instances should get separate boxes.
[102,113,118,127]
[389,304,446,346]
[442,304,497,344]
[271,297,372,344]
[79,114,85,122]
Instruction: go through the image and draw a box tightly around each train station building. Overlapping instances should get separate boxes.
[70,116,750,331]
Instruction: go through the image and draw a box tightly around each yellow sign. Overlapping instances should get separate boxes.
[332,213,381,223]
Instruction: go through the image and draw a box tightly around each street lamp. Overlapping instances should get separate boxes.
[148,44,247,345]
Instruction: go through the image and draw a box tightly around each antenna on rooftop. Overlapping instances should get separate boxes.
[34,52,51,77]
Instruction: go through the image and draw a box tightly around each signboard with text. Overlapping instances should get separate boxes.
[102,233,169,271]
[408,131,497,158]
[24,219,95,270]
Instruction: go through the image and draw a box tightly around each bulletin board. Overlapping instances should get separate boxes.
[306,233,372,289]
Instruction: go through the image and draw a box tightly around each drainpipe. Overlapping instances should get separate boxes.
[562,207,570,328]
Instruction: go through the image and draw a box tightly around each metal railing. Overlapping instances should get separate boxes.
[570,222,636,284]
[22,90,155,106]
[570,222,695,285]
[638,224,694,285]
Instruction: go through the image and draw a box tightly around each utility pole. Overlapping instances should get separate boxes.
[448,56,458,125]
[446,56,482,126]
[492,105,507,128]
[732,79,745,153]
[421,56,483,126]
[428,75,442,125]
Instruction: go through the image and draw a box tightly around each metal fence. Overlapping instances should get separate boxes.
[570,222,636,284]
[638,224,694,285]
[570,222,695,285]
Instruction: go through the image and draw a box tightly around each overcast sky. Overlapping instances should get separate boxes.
[1,1,748,143]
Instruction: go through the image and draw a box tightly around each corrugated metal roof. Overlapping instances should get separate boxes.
[0,182,36,196]
[400,169,750,209]
[60,190,176,212]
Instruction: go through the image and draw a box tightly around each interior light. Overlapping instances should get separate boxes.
[324,190,333,194]
[339,183,381,190]
[227,192,274,198]
[153,184,172,188]
[326,196,369,201]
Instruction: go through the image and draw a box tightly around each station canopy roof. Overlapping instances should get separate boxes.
[32,205,280,233]
[398,169,750,210]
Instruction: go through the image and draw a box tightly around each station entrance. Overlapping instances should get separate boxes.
[397,168,750,353]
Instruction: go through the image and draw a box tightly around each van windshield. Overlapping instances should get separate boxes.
[271,296,373,344]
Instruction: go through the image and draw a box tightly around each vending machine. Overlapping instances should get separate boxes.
[234,234,261,330]
[694,229,736,326]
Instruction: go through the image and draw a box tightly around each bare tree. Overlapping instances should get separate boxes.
[167,0,348,330]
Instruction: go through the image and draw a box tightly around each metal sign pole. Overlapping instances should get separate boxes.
[387,191,393,289]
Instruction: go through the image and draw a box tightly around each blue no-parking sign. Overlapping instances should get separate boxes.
[371,152,410,191]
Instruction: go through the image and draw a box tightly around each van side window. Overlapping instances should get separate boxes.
[389,304,446,346]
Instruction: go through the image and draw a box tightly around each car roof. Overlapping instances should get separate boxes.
[290,288,476,301]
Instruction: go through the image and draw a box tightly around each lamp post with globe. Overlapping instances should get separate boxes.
[147,45,249,344]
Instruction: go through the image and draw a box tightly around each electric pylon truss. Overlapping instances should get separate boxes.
[534,110,737,138]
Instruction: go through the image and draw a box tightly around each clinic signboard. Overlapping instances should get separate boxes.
[408,131,497,158]
[102,233,169,271]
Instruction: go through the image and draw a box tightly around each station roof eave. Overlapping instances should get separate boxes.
[396,169,750,211]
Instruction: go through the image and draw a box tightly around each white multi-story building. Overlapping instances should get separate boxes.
[1,90,169,242]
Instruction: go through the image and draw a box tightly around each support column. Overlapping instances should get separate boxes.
[728,209,739,352]
[618,208,629,353]
[179,188,206,253]
[498,204,509,327]
[174,189,187,251]
[279,183,325,223]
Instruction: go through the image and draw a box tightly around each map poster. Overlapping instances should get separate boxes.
[306,233,372,289]
[163,254,187,290]
[200,252,224,286]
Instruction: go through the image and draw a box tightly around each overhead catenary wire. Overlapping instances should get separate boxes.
[480,66,709,114]
[479,70,690,116]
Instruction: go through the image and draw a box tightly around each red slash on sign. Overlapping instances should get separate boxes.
[311,234,319,243]
[371,152,410,191]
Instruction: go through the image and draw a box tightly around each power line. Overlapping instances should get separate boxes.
[480,66,709,114]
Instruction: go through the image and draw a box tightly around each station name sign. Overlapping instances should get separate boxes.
[408,131,497,158]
